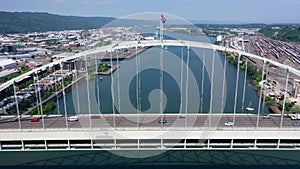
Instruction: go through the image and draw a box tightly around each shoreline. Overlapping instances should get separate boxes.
[222,52,281,115]
[95,46,151,75]
[21,46,152,115]
[101,46,151,61]
[95,65,118,75]
[22,75,85,115]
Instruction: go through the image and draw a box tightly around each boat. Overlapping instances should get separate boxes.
[246,107,254,111]
[246,101,254,111]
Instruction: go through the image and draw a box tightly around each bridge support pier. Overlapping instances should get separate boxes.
[230,139,234,149]
[114,139,117,149]
[277,139,281,149]
[254,139,257,148]
[67,140,70,149]
[207,139,210,148]
[21,140,24,150]
[44,140,47,150]
[91,140,94,149]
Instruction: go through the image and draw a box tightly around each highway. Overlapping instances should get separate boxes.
[0,114,299,130]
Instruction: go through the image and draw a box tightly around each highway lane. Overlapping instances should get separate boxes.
[0,114,299,130]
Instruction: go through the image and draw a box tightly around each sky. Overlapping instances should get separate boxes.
[1,0,300,23]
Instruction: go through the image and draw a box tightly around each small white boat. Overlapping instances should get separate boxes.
[246,107,254,111]
[246,101,254,111]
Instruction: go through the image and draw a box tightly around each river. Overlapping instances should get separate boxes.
[49,32,270,116]
[1,32,297,169]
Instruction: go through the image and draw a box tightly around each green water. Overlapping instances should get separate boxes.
[49,36,270,116]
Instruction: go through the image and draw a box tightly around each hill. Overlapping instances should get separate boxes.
[0,11,115,34]
[259,25,300,43]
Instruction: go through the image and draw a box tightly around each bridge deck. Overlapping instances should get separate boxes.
[0,114,298,131]
[1,114,300,151]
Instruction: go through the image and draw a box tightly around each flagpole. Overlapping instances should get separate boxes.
[161,18,163,42]
[160,14,166,42]
[160,16,163,42]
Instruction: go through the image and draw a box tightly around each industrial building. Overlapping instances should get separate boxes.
[0,59,17,70]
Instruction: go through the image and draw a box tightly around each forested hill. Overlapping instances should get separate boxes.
[0,11,115,34]
[259,25,300,43]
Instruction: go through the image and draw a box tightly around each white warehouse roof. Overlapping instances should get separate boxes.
[0,59,16,68]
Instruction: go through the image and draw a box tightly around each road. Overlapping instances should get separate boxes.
[0,114,299,130]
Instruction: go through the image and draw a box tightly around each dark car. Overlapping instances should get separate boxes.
[159,119,167,124]
[294,122,300,126]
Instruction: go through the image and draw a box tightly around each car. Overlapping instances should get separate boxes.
[179,115,186,118]
[67,116,79,122]
[290,114,300,120]
[159,119,167,124]
[263,114,271,119]
[224,121,234,126]
[31,117,40,122]
[91,115,101,119]
[294,122,300,126]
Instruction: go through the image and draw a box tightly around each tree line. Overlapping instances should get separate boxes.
[0,11,115,34]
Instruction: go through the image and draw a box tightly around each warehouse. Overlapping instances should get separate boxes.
[0,59,17,70]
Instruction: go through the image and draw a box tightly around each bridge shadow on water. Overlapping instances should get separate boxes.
[1,150,300,168]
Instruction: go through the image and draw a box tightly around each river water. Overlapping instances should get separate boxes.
[49,32,270,116]
[1,33,298,168]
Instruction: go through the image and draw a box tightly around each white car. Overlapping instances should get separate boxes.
[67,116,79,122]
[225,121,234,126]
[263,114,271,119]
[290,114,300,120]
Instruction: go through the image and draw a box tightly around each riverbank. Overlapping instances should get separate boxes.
[101,46,151,61]
[95,46,150,76]
[23,75,85,115]
[95,65,118,75]
[222,51,299,114]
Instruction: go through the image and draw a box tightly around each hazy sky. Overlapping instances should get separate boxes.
[1,0,300,23]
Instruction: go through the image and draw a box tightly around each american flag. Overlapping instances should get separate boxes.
[161,14,167,24]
